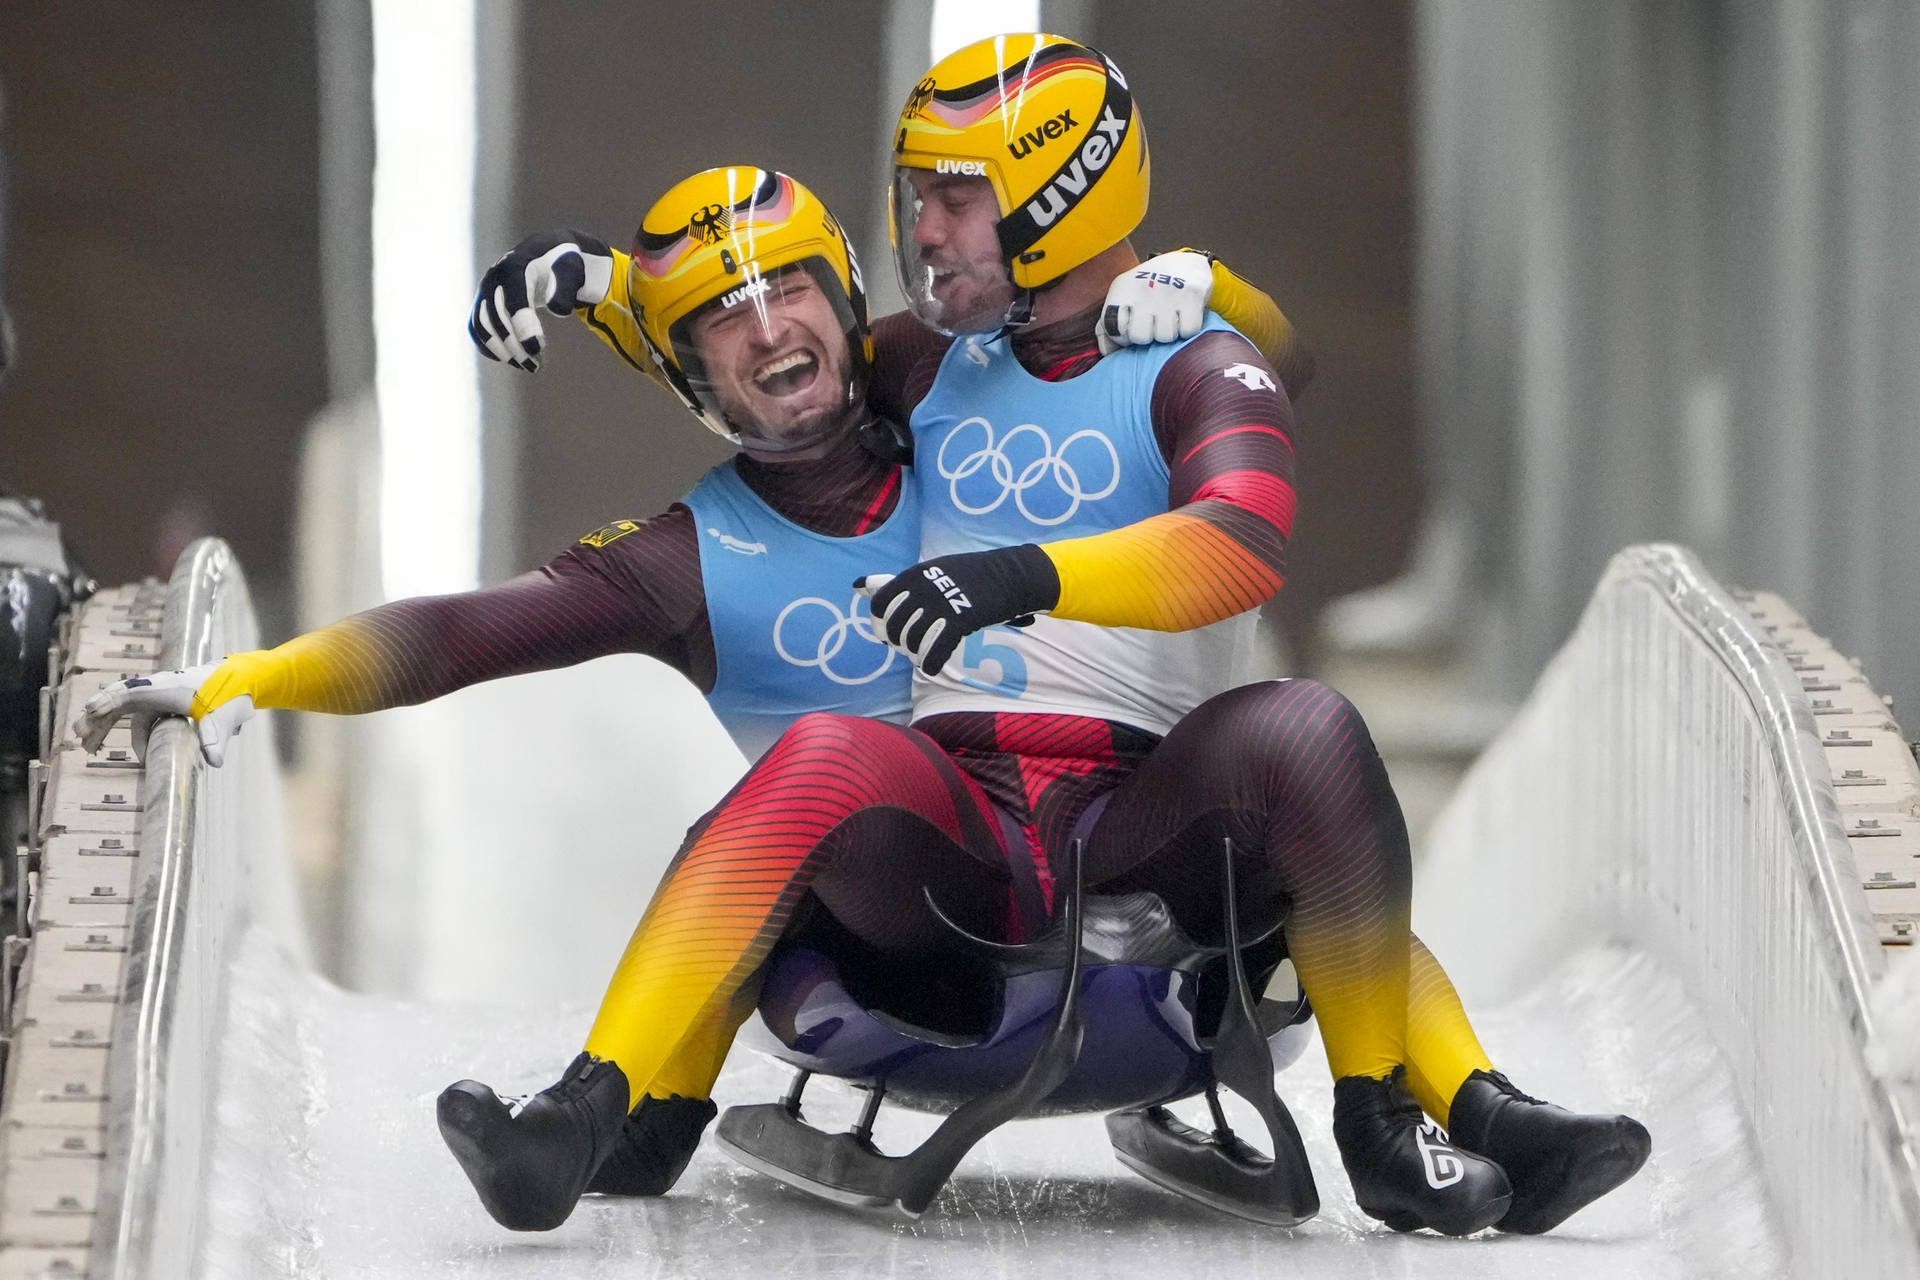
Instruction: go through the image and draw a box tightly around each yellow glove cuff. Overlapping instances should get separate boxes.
[1205,256,1293,369]
[188,650,280,720]
[576,248,672,391]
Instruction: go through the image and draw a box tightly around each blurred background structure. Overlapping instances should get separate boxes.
[0,0,1418,647]
[0,0,1914,990]
[1345,0,1920,726]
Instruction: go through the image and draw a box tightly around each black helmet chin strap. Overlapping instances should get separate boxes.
[857,415,914,466]
[995,286,1038,337]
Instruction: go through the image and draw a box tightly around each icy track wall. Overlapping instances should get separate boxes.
[1416,543,1920,1277]
[91,540,295,1277]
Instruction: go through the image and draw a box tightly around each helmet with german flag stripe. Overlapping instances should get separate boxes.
[628,167,874,453]
[890,33,1149,334]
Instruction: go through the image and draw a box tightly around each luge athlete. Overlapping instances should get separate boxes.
[73,166,1306,1206]
[420,38,1644,1239]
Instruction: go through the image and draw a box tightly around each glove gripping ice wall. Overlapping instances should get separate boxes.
[1417,543,1920,1277]
[86,538,293,1279]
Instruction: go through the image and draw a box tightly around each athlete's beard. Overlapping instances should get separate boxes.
[915,247,1020,335]
[735,399,867,463]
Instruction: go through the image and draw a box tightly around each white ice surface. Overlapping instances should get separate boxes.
[197,928,1786,1279]
[186,662,1787,1275]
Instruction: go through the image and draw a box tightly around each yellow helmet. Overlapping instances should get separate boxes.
[628,167,874,452]
[889,34,1149,333]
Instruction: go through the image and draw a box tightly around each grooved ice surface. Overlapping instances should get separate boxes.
[196,931,1785,1278]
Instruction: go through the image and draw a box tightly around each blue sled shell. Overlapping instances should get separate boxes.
[748,892,1315,1117]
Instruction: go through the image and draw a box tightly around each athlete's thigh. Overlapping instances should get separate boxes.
[704,712,1012,948]
[1080,681,1352,935]
[674,711,1003,858]
[807,800,1015,951]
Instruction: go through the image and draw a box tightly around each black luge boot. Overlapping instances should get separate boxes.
[437,1052,630,1231]
[1332,1066,1511,1236]
[586,1094,719,1196]
[1447,1069,1651,1234]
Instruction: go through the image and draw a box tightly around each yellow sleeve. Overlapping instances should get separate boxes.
[1042,512,1283,632]
[573,247,673,392]
[188,621,396,720]
[1193,251,1317,401]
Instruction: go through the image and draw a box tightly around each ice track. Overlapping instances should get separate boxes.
[7,540,1915,1278]
[197,931,1775,1279]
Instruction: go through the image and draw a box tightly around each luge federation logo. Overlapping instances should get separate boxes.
[935,416,1121,527]
[773,593,896,686]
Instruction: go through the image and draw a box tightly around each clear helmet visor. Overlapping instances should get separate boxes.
[669,259,869,456]
[890,166,1027,336]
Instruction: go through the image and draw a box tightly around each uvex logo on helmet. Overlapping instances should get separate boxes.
[895,37,1149,308]
[1022,103,1129,229]
[719,275,771,309]
[1007,109,1077,159]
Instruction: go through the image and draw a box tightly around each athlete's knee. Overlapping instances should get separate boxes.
[768,711,872,757]
[785,710,860,741]
[1209,679,1380,773]
[1274,679,1372,740]
[1210,678,1369,735]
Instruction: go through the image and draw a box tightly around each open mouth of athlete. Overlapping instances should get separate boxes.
[751,349,821,397]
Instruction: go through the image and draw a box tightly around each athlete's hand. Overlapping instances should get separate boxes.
[1097,249,1214,356]
[469,230,616,371]
[74,661,255,767]
[854,546,1059,677]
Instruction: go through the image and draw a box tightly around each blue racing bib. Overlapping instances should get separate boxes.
[683,460,916,758]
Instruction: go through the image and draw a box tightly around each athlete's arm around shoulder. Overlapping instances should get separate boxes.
[1040,330,1297,632]
[1205,256,1316,401]
[470,228,969,423]
[861,249,1287,430]
[73,511,712,765]
[1100,248,1316,401]
[468,228,673,391]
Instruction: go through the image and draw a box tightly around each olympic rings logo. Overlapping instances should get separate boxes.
[934,416,1121,527]
[772,593,897,687]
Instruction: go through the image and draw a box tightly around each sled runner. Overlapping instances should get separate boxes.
[715,837,1320,1224]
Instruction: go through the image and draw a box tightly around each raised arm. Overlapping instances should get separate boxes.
[467,229,670,392]
[471,229,1309,421]
[572,245,673,390]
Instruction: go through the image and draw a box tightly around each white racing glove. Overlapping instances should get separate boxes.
[469,230,617,371]
[75,662,254,767]
[1097,249,1215,355]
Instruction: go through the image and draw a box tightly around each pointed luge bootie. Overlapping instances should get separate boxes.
[1331,1066,1512,1236]
[585,1094,720,1196]
[1446,1068,1651,1234]
[437,1052,631,1231]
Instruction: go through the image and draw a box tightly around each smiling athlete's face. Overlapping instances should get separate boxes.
[686,265,856,457]
[896,170,1018,335]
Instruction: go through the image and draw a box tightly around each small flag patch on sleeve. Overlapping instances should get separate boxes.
[579,519,642,548]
